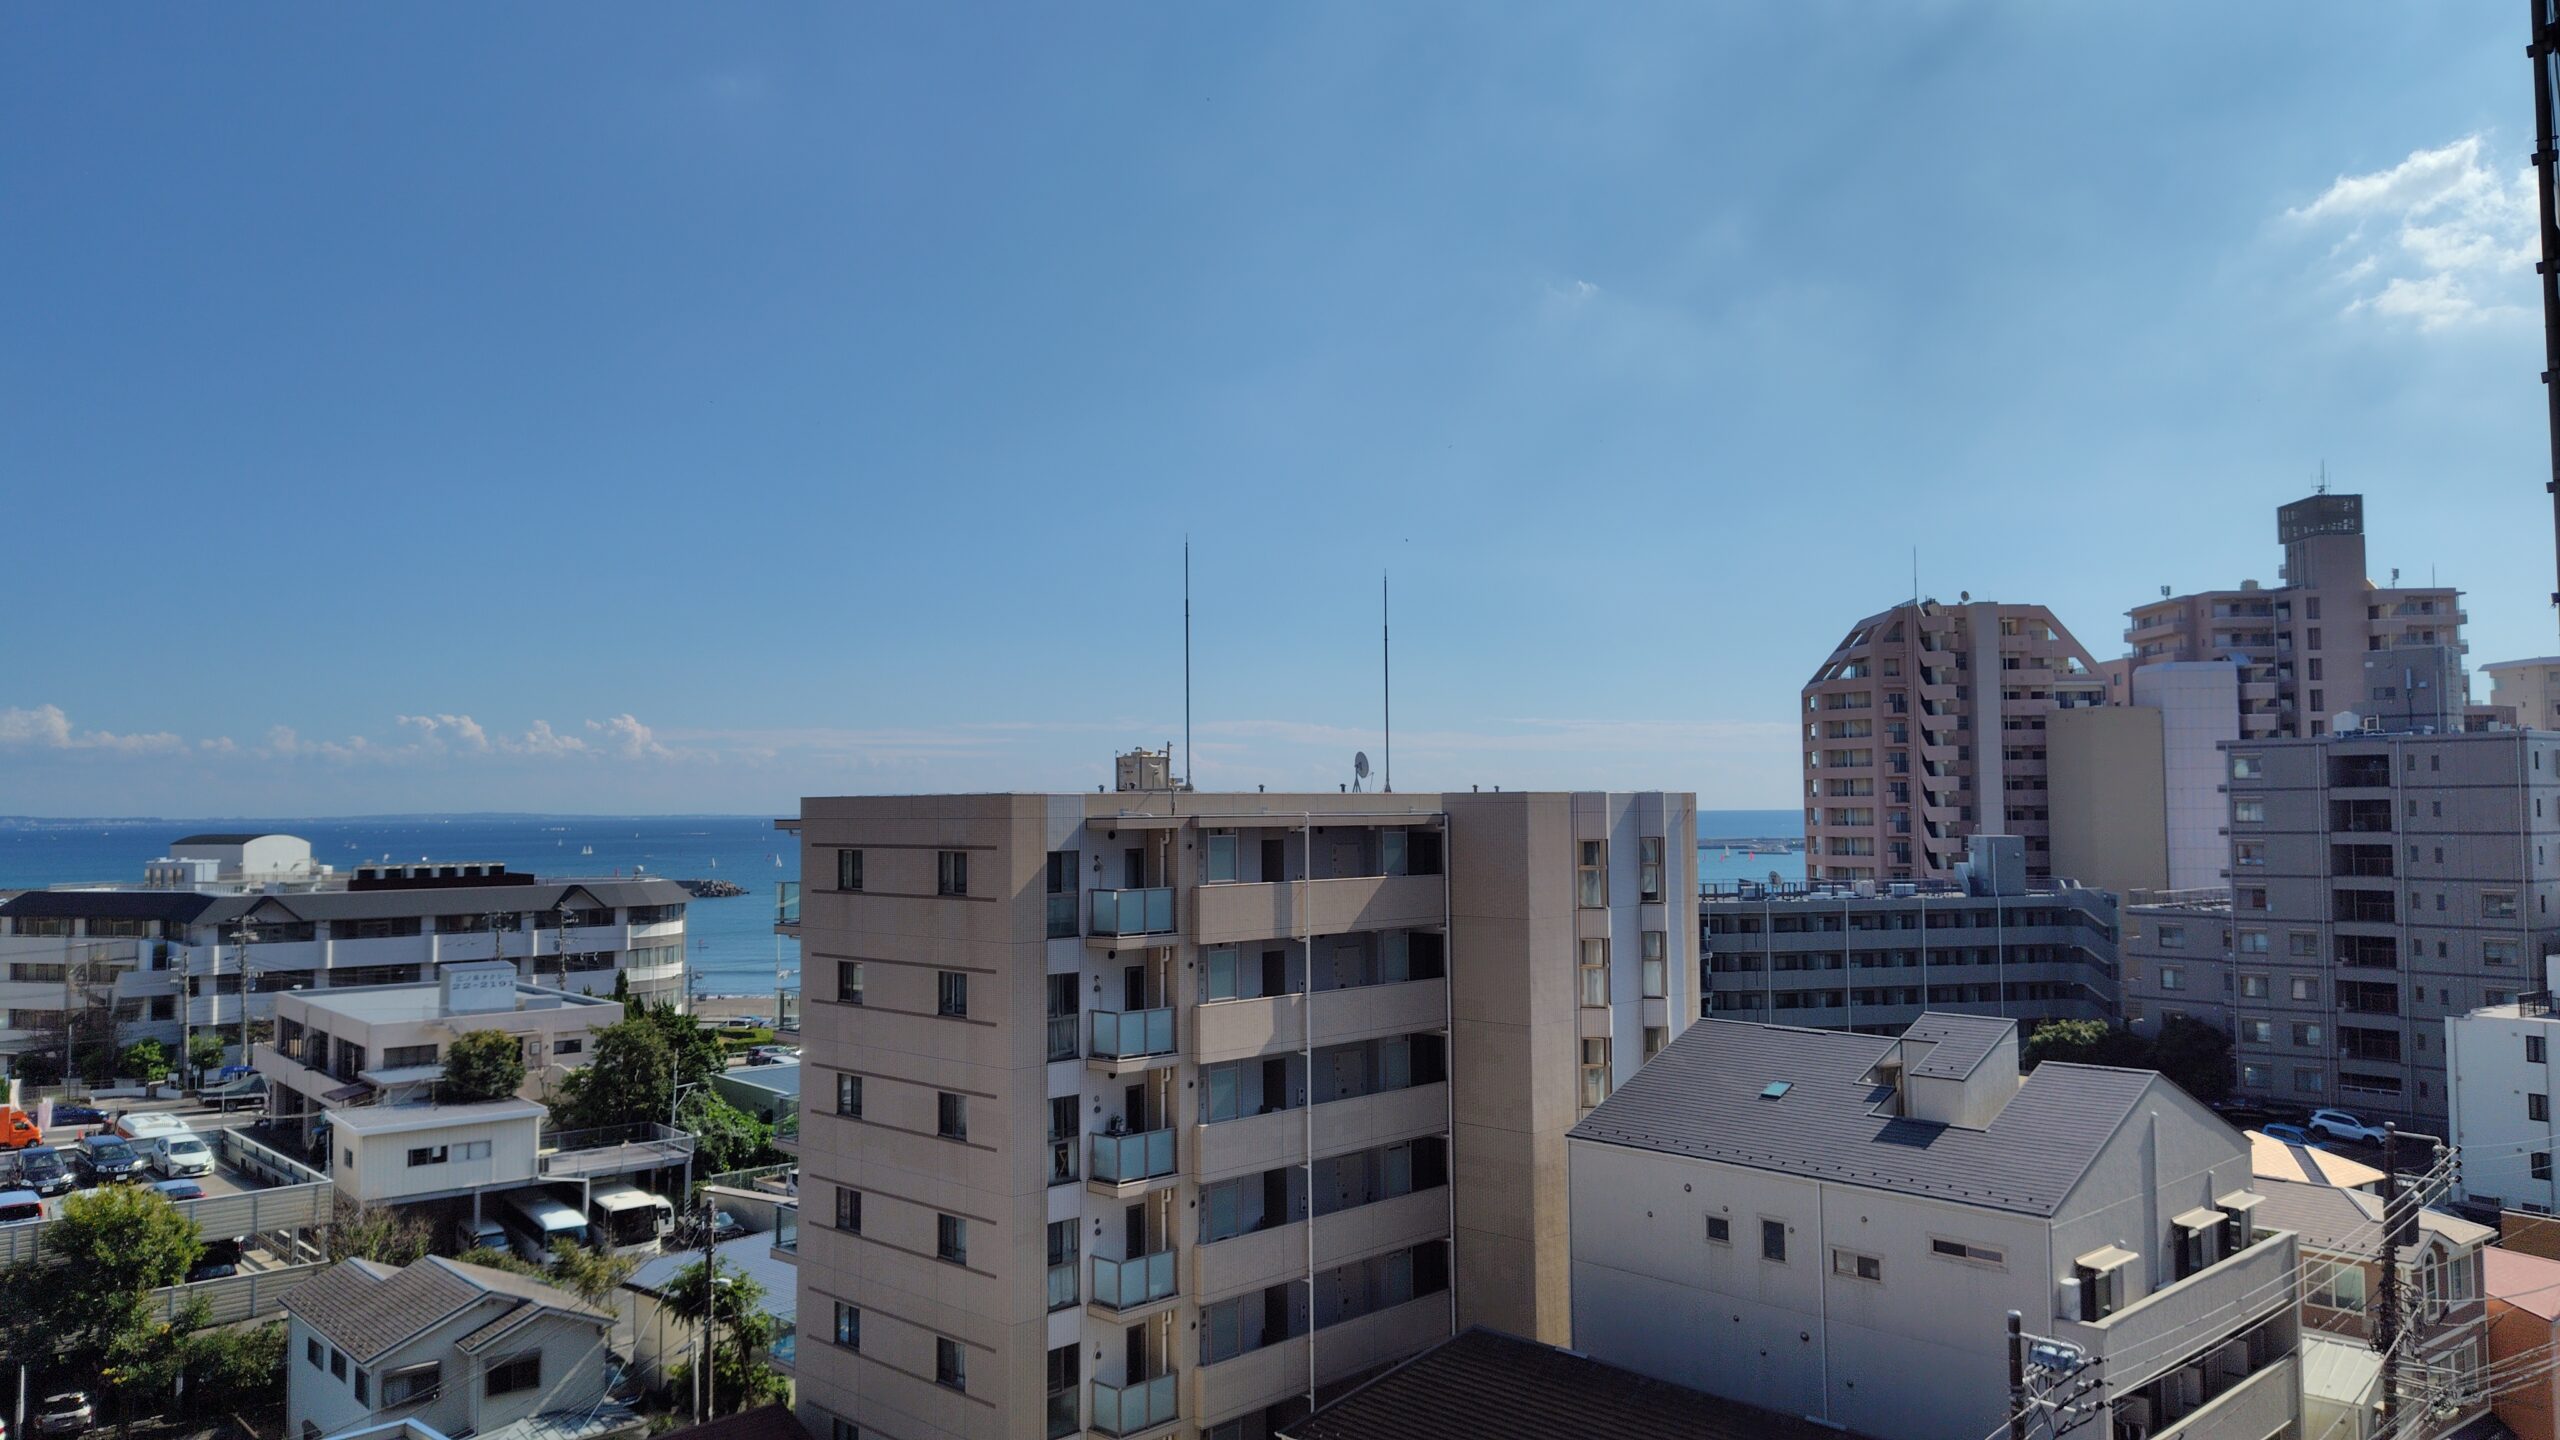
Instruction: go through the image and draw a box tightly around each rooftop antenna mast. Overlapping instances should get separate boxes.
[1382,571,1392,794]
[1183,537,1193,790]
[2531,0,2560,621]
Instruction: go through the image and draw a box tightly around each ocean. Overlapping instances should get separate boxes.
[0,806,1806,991]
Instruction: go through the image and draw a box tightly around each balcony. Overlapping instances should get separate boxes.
[2151,1353,2296,1440]
[1089,1127,1179,1193]
[1089,888,1178,944]
[1091,1375,1178,1439]
[774,882,800,929]
[1194,1336,1308,1430]
[1193,874,1444,948]
[2051,1231,2296,1391]
[1092,1249,1179,1314]
[1195,979,1445,1064]
[538,1122,697,1180]
[1088,1008,1178,1075]
[1196,1186,1449,1298]
[1195,1082,1448,1180]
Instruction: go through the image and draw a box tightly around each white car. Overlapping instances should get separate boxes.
[149,1132,215,1179]
[2306,1109,2391,1145]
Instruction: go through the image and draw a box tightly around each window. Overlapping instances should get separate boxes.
[836,1073,863,1118]
[2309,1263,2366,1313]
[486,1352,540,1396]
[2293,1023,2325,1047]
[934,1212,968,1264]
[1761,1218,1788,1263]
[2291,977,2319,1002]
[2537,1153,2554,1182]
[2296,1068,2324,1093]
[331,1350,347,1380]
[1930,1238,2004,1266]
[1046,1345,1080,1440]
[2240,974,2268,998]
[381,1044,438,1069]
[937,970,969,1018]
[308,1338,324,1368]
[1640,930,1667,999]
[2535,1036,2549,1066]
[2077,1264,2119,1322]
[406,1145,449,1167]
[2289,933,2319,957]
[2238,928,2269,953]
[1831,1248,1881,1282]
[382,1364,439,1407]
[832,1421,858,1440]
[938,1091,967,1140]
[1644,1025,1669,1060]
[354,1372,369,1405]
[1580,1037,1612,1107]
[937,851,969,897]
[837,849,863,891]
[1638,837,1665,903]
[2236,841,2267,867]
[2232,754,2263,779]
[2234,800,2266,824]
[2532,1094,2548,1123]
[832,1301,860,1349]
[836,1187,861,1232]
[1045,850,1079,937]
[935,1337,966,1392]
[2156,925,2187,951]
[1579,938,1610,1008]
[836,960,864,1005]
[1706,1215,1731,1245]
[2487,890,2521,920]
[2241,1023,2272,1046]
[2242,1062,2270,1086]
[551,1037,582,1056]
[2160,966,2185,992]
[1577,841,1607,908]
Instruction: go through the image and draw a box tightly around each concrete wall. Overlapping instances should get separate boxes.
[342,1111,542,1204]
[2049,705,2169,897]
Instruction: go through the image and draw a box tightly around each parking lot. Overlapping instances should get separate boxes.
[2,1096,328,1279]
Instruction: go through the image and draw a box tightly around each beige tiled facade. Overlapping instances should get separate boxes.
[1801,599,2108,885]
[781,786,1695,1440]
[2122,493,2468,741]
[2485,657,2560,733]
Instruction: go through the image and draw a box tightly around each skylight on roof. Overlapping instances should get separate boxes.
[1761,1082,1791,1100]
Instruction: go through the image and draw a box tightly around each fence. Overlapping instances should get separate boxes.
[0,1128,332,1269]
[143,1260,330,1324]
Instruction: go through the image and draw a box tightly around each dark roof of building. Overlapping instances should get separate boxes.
[280,1256,607,1364]
[1568,1018,2164,1216]
[2249,1179,2492,1261]
[189,877,687,925]
[0,890,218,922]
[1899,1013,2014,1079]
[170,833,286,846]
[648,1406,812,1440]
[1281,1328,1879,1440]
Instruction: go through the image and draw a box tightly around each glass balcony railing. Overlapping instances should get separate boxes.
[776,882,800,927]
[1091,1007,1176,1060]
[1092,1375,1177,1437]
[1093,1250,1178,1310]
[1046,892,1079,940]
[1091,1127,1177,1184]
[1089,887,1176,938]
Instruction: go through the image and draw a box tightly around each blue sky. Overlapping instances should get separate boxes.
[0,3,2548,815]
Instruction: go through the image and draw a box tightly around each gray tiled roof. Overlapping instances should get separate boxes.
[194,877,688,925]
[1898,1013,2016,1079]
[1569,1019,2161,1216]
[1282,1328,1881,1440]
[2248,1178,2493,1261]
[282,1256,608,1364]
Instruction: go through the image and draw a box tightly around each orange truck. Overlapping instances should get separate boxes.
[0,1106,39,1150]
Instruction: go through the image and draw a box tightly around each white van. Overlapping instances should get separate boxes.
[497,1190,590,1262]
[587,1182,675,1255]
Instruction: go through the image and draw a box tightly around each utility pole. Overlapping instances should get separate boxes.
[555,900,572,993]
[2530,0,2560,617]
[693,1193,719,1421]
[2006,1310,2028,1440]
[234,920,257,1060]
[2377,1124,2401,1428]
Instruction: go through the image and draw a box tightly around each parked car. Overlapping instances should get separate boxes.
[151,1179,206,1202]
[34,1392,91,1435]
[70,1135,145,1186]
[8,1146,72,1198]
[2307,1109,2392,1145]
[745,1045,797,1066]
[707,1207,747,1243]
[200,1073,267,1112]
[0,1190,44,1226]
[715,1016,760,1031]
[48,1105,104,1129]
[148,1132,215,1180]
[2258,1123,2317,1146]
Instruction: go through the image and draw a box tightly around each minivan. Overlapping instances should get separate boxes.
[0,1190,42,1226]
[73,1135,145,1185]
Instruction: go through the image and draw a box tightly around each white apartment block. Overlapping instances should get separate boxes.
[782,774,1696,1440]
[2448,981,2560,1215]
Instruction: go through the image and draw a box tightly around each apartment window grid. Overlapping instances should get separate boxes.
[936,850,969,897]
[1577,841,1608,908]
[1578,938,1610,1008]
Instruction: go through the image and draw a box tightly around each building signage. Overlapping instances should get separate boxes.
[441,960,517,1015]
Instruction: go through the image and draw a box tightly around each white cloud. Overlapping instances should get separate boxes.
[0,703,185,753]
[2286,134,2534,331]
[397,713,492,752]
[587,714,673,760]
[501,721,589,758]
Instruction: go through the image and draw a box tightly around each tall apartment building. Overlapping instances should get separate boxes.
[2121,729,2560,1126]
[1801,599,2109,886]
[1567,1014,2302,1440]
[781,775,1695,1440]
[0,833,692,1078]
[2485,657,2560,732]
[1699,834,2118,1035]
[2122,493,2468,741]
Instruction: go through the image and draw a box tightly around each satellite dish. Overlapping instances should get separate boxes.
[1353,752,1371,791]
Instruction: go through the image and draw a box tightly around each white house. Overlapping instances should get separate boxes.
[1568,1014,2305,1440]
[281,1255,637,1440]
[323,1099,547,1207]
[2447,985,2560,1215]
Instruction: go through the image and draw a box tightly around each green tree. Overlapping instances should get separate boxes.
[2151,1016,2236,1104]
[455,1246,548,1278]
[121,1038,171,1085]
[185,1033,227,1084]
[2022,1019,2149,1072]
[548,1241,638,1308]
[550,1003,724,1133]
[0,1186,204,1375]
[678,1091,783,1176]
[440,1028,528,1104]
[328,1196,434,1265]
[178,1320,287,1411]
[662,1261,788,1418]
